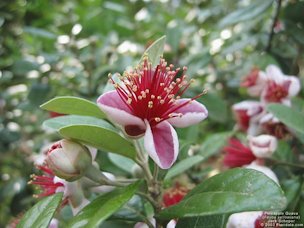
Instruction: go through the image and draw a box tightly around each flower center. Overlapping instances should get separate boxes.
[109,58,205,127]
[264,80,289,102]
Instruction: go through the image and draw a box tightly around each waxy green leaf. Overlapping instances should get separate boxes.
[165,155,205,180]
[67,181,142,228]
[219,0,273,27]
[199,131,232,157]
[59,125,136,160]
[43,115,114,131]
[17,193,63,228]
[267,103,304,135]
[40,96,106,119]
[139,36,166,67]
[159,168,286,219]
[177,214,228,228]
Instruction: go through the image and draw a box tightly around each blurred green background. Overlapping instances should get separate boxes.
[1,0,303,226]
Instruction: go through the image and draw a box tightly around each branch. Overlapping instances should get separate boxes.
[265,0,282,52]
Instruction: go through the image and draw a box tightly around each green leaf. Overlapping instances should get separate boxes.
[59,125,136,160]
[139,36,166,67]
[67,181,142,228]
[273,141,294,163]
[177,214,228,228]
[165,155,205,180]
[199,132,232,157]
[200,93,228,123]
[28,83,51,106]
[24,26,57,39]
[158,168,286,219]
[281,177,302,211]
[43,115,114,132]
[267,103,304,135]
[17,193,63,228]
[108,153,136,174]
[40,96,106,119]
[219,0,273,27]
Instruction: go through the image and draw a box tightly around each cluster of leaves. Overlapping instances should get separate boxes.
[1,0,304,227]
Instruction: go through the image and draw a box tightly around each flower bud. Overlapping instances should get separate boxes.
[46,139,92,181]
[247,135,277,158]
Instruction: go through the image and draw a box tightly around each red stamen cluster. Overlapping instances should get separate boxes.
[28,165,65,198]
[264,80,289,102]
[109,58,205,127]
[223,139,256,168]
[163,183,188,207]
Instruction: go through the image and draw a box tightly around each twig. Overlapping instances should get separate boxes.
[265,0,282,52]
[136,192,159,209]
[124,205,155,228]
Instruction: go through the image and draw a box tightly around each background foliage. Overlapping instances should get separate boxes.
[1,0,304,226]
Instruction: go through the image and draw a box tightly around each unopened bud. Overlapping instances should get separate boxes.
[247,135,277,158]
[46,139,92,181]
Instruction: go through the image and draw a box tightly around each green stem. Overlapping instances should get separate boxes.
[84,165,127,187]
[134,140,153,181]
[153,163,159,180]
[124,205,155,228]
[136,192,159,209]
[265,0,282,52]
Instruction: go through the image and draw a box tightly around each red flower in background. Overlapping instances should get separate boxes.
[223,139,256,168]
[49,111,66,118]
[163,183,188,207]
[29,165,68,205]
[255,212,280,228]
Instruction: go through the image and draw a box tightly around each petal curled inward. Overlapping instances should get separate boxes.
[97,90,146,136]
[168,99,208,128]
[144,120,178,169]
[287,76,300,97]
[247,134,277,158]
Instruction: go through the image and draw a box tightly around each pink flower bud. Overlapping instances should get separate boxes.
[248,135,277,158]
[46,139,92,181]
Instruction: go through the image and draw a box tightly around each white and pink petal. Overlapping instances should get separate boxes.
[167,99,208,128]
[97,90,146,137]
[144,120,178,169]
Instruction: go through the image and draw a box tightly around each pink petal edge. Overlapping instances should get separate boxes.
[97,90,146,134]
[144,120,179,169]
[167,99,208,128]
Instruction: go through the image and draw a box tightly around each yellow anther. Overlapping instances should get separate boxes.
[155,117,161,122]
[127,98,132,104]
[151,95,155,99]
[157,96,162,100]
[138,96,142,100]
[148,101,153,108]
[160,99,165,104]
[132,85,138,92]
